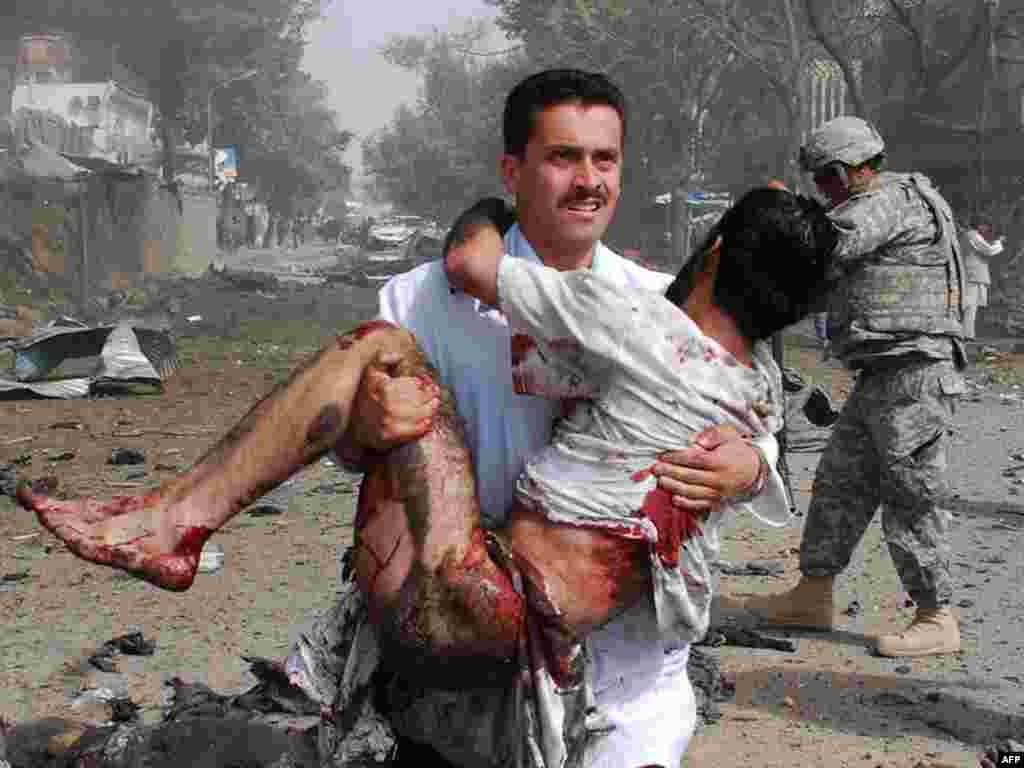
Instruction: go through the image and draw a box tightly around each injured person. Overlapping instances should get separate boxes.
[18,186,837,766]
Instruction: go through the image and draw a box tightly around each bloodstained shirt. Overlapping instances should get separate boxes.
[497,256,790,651]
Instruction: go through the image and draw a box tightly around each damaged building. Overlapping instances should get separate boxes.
[0,31,216,318]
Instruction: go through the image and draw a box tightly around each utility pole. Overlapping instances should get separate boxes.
[206,69,259,192]
[671,180,691,269]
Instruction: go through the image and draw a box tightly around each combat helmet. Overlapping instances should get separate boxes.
[799,116,885,173]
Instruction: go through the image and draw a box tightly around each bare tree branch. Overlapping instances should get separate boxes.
[925,0,987,94]
[701,23,788,91]
[690,0,792,91]
[886,0,928,93]
[693,0,790,49]
[911,111,978,134]
[448,44,525,58]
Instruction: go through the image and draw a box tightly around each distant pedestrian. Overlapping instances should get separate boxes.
[359,216,375,250]
[962,217,1002,340]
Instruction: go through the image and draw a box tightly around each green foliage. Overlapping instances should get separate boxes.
[0,270,18,304]
[0,0,344,208]
[176,317,324,377]
[362,29,529,224]
[213,68,354,216]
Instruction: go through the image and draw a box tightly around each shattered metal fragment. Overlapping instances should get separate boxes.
[715,559,786,577]
[109,448,146,466]
[698,625,796,653]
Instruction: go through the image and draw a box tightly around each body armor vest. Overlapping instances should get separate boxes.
[829,173,964,351]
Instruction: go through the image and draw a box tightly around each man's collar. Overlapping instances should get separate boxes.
[507,224,604,273]
[447,223,604,307]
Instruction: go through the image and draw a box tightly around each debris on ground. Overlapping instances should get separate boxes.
[0,319,177,399]
[109,448,146,466]
[1,571,33,592]
[0,463,17,496]
[698,625,797,653]
[781,367,835,453]
[688,648,736,727]
[246,477,303,516]
[207,263,281,293]
[715,559,786,577]
[49,420,85,431]
[88,632,157,672]
[109,697,142,724]
[1,655,324,767]
[197,543,225,575]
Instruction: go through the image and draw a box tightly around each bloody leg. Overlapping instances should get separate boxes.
[18,321,435,591]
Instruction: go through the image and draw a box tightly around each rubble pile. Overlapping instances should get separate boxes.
[0,655,321,768]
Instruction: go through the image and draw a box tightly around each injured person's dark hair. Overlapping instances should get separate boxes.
[664,187,838,341]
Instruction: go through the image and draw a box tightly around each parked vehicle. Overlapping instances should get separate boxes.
[324,214,442,286]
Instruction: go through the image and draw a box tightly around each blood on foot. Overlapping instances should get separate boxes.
[34,487,213,590]
[153,525,213,591]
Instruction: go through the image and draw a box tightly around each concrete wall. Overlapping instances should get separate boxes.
[73,174,178,290]
[0,172,214,300]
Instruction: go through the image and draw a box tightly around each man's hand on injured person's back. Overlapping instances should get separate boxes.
[650,425,761,513]
[344,350,441,454]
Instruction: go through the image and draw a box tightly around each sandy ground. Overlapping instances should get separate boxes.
[2,265,1023,766]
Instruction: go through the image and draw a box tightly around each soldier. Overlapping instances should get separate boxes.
[746,116,967,657]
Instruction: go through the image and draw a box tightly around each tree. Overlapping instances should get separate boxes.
[362,28,529,224]
[1,0,331,185]
[205,64,353,219]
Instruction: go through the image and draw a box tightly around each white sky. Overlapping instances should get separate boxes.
[302,0,501,180]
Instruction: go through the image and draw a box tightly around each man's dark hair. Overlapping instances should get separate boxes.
[503,69,627,157]
[664,187,838,341]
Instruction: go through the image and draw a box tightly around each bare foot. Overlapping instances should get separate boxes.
[17,485,211,591]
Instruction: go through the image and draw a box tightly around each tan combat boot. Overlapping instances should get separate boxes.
[743,575,836,630]
[874,607,960,658]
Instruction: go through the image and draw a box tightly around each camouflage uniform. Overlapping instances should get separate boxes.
[799,167,967,608]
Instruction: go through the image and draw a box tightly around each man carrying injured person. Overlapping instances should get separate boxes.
[19,69,834,767]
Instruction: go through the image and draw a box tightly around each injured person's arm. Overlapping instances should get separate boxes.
[443,197,514,306]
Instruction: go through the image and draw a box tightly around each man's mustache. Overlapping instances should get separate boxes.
[560,189,607,206]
